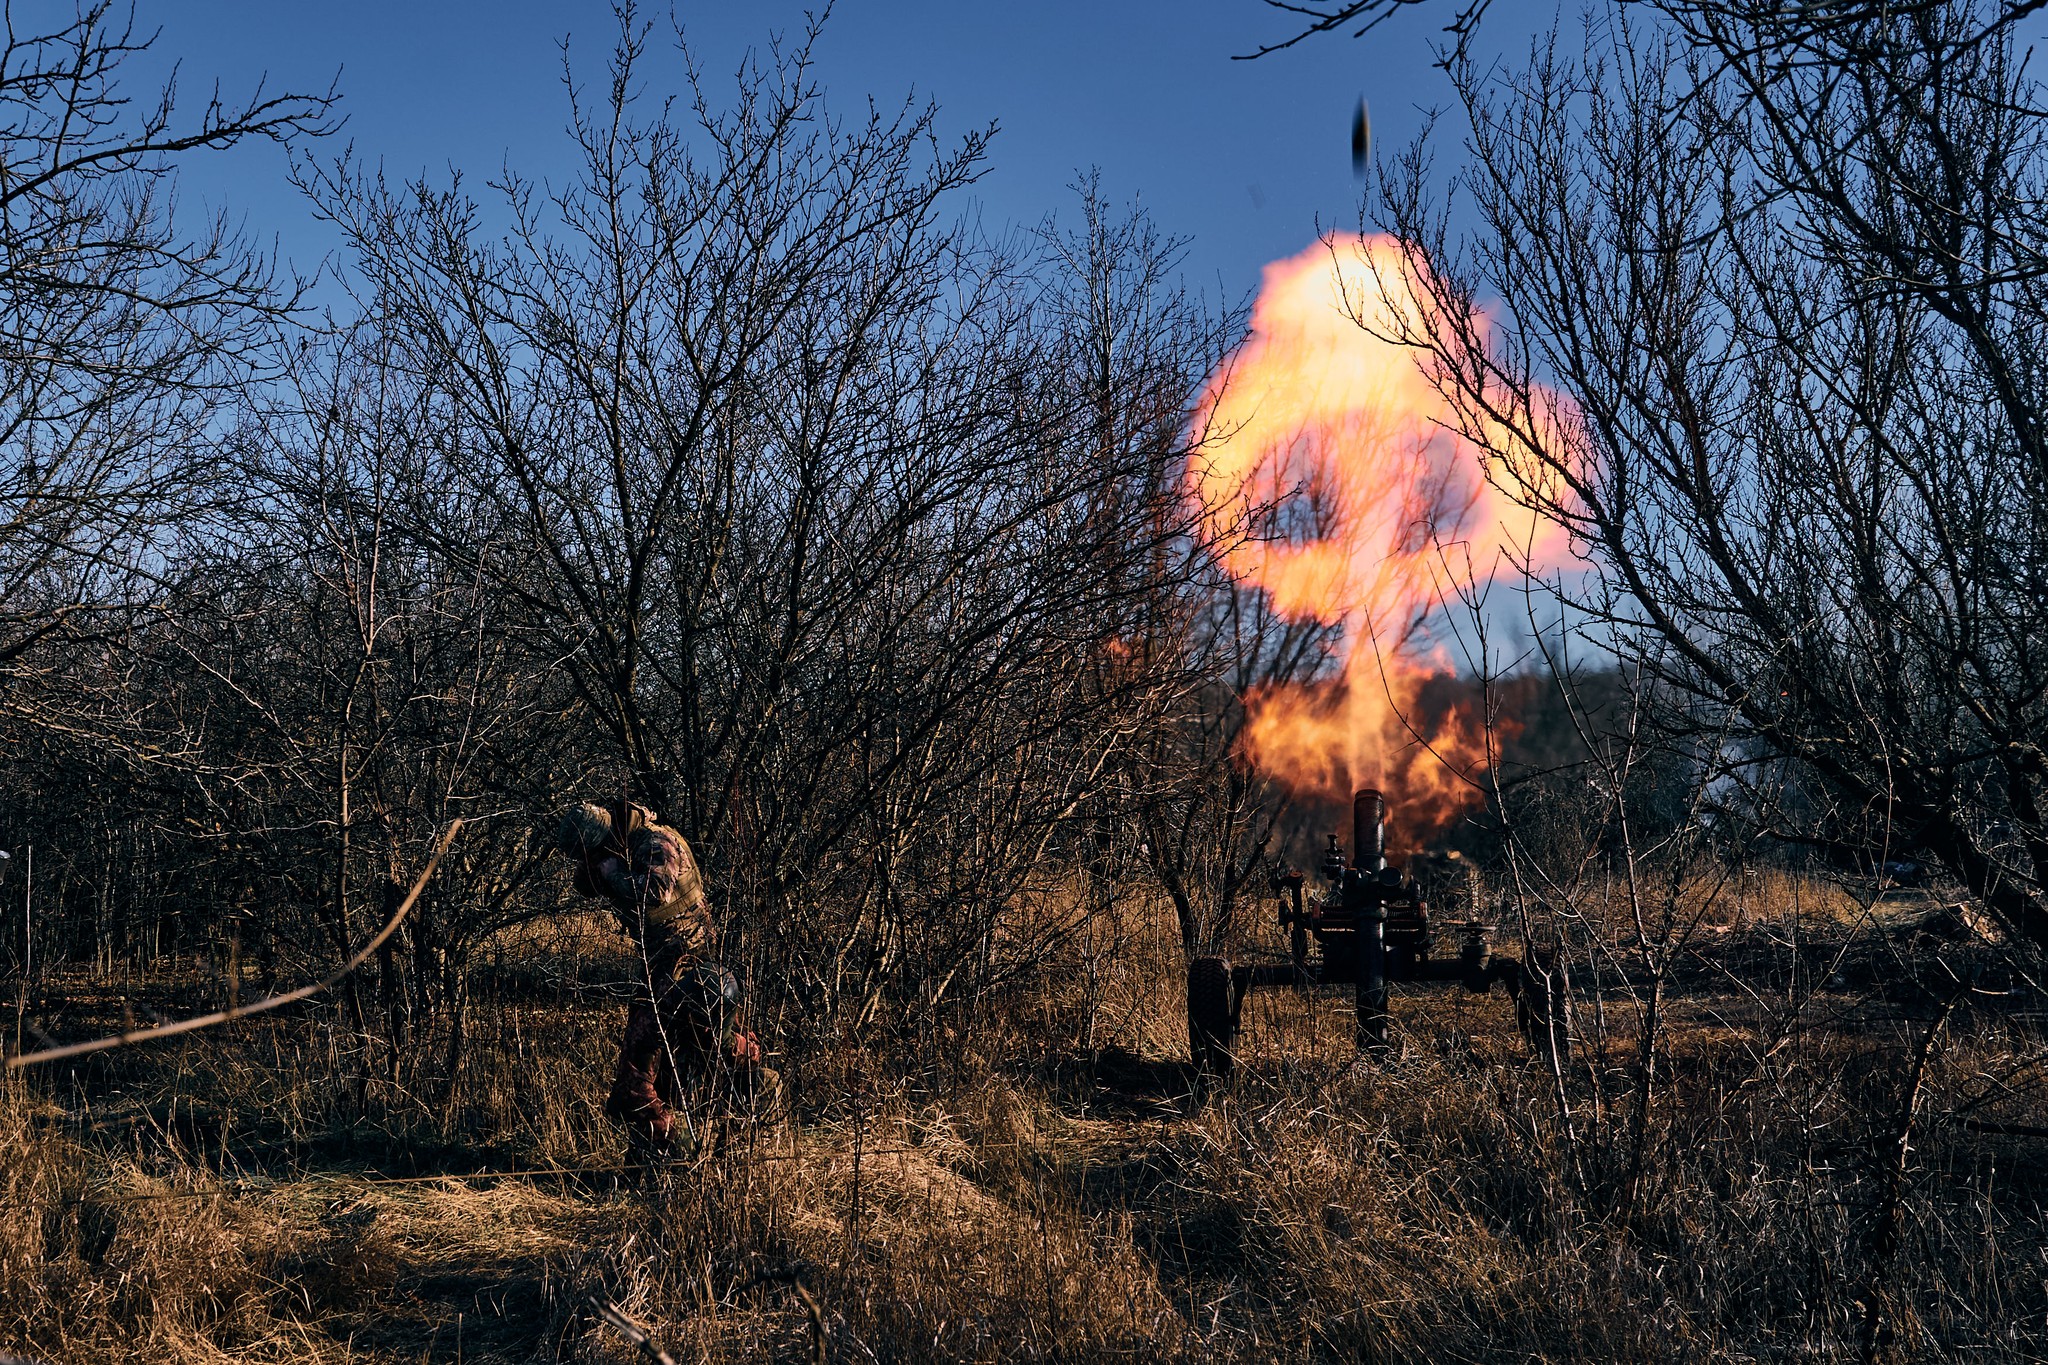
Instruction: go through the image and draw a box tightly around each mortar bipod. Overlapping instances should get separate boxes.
[1185,788,1564,1079]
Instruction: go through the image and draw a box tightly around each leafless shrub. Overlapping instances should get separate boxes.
[0,0,333,675]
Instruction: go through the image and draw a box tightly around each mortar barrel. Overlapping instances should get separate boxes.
[1353,788,1386,871]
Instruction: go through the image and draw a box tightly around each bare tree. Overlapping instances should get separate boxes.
[0,1,335,674]
[1361,1,2048,953]
[1237,0,2048,62]
[1237,0,1496,60]
[157,328,580,1066]
[283,12,1228,1033]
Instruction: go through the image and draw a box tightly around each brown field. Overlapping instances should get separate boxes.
[4,883,2045,1364]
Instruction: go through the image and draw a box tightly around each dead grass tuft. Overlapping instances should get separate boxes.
[5,875,2046,1361]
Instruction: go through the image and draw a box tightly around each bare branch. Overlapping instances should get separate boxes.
[4,819,462,1068]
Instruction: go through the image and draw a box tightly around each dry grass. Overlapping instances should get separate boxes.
[4,880,2046,1363]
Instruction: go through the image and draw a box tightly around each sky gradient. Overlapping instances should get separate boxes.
[125,1,1551,310]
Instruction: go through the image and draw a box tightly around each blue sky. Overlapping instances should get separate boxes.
[127,1,1554,309]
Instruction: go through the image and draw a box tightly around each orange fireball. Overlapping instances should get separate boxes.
[1188,235,1564,839]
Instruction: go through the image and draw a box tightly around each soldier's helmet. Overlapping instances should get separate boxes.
[554,802,614,857]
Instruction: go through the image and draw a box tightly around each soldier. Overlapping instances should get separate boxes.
[555,798,765,1149]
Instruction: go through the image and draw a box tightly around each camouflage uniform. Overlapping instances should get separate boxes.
[558,801,748,1146]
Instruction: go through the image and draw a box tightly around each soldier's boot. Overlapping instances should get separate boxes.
[607,1061,681,1167]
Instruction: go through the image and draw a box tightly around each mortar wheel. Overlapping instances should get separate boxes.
[1187,955,1237,1078]
[1515,953,1568,1062]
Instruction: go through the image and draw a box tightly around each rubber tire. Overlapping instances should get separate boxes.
[1187,955,1236,1078]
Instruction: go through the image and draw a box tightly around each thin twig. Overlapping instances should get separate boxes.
[1860,984,1969,1362]
[586,1294,680,1365]
[1955,1116,2048,1140]
[745,1266,828,1365]
[4,820,464,1069]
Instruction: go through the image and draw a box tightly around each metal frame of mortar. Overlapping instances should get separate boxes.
[1186,788,1563,1077]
